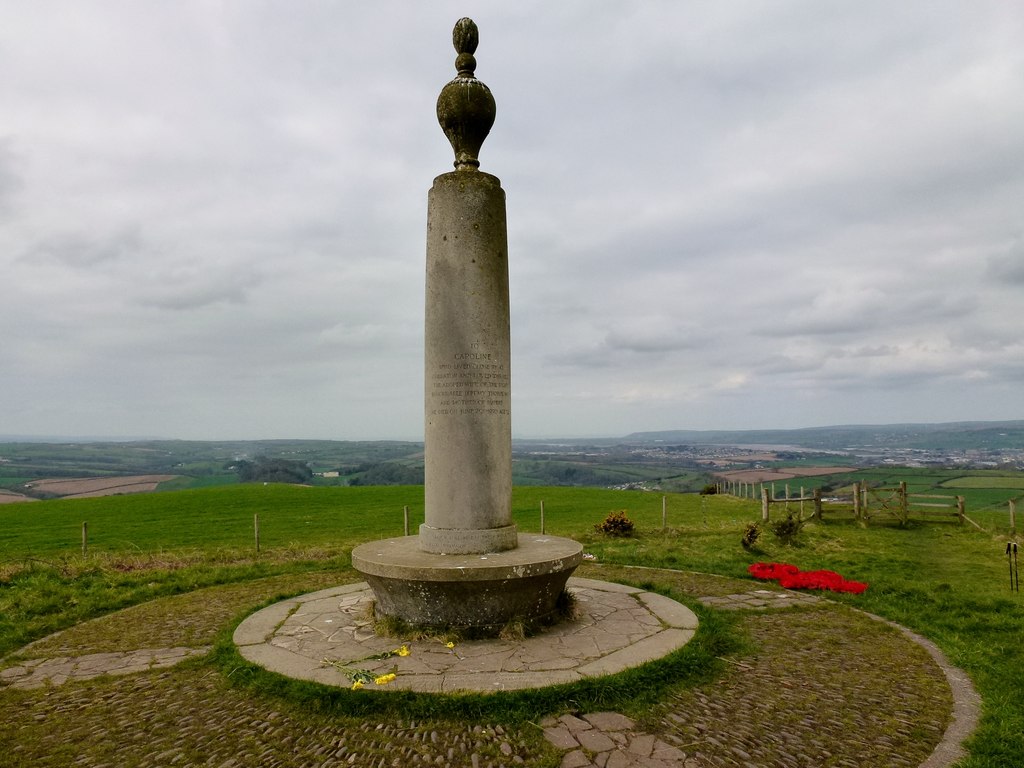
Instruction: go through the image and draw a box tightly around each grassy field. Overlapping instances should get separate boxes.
[0,484,1022,766]
[941,475,1024,490]
[741,466,1022,527]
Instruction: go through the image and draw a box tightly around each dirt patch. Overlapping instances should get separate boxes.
[24,475,179,499]
[0,490,35,504]
[718,466,855,483]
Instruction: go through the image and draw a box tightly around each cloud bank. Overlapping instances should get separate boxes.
[1,1,1022,439]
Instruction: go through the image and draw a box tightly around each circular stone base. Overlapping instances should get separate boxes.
[233,577,699,692]
[351,534,583,632]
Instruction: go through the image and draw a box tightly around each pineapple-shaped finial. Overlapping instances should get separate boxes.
[436,18,496,171]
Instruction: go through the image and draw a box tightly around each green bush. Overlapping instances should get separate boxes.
[594,510,635,537]
[769,513,804,544]
[741,522,761,549]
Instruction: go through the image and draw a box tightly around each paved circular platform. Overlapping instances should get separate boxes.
[233,576,699,692]
[0,566,981,767]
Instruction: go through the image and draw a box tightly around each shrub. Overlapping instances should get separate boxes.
[595,510,635,537]
[741,522,761,549]
[700,484,719,495]
[769,513,804,544]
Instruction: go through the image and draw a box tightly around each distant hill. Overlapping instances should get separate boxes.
[624,421,1024,452]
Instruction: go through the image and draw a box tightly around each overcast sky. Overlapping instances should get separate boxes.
[2,2,1023,441]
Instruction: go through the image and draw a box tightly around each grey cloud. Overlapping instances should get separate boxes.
[3,3,1023,439]
[136,262,265,312]
[751,355,828,376]
[847,345,901,359]
[24,227,143,268]
[756,287,978,339]
[987,248,1024,285]
[604,328,697,355]
[143,281,254,312]
[0,140,23,217]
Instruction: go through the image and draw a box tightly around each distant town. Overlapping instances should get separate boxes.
[609,442,1024,471]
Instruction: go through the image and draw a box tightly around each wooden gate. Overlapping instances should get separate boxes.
[863,482,908,524]
[855,481,968,527]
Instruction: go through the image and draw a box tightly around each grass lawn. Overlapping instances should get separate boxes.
[0,484,1021,766]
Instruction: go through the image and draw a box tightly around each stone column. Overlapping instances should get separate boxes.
[421,170,516,554]
[419,17,516,555]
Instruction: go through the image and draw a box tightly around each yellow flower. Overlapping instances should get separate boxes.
[351,680,364,690]
[374,673,397,685]
[445,641,455,649]
[397,645,410,657]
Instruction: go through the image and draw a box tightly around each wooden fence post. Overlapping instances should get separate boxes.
[540,500,546,535]
[403,505,410,536]
[82,521,88,556]
[899,481,909,524]
[784,484,791,512]
[1010,499,1017,533]
[853,482,861,520]
[813,488,822,520]
[662,495,667,530]
[800,486,805,518]
[254,513,260,553]
[761,487,770,522]
[956,496,965,525]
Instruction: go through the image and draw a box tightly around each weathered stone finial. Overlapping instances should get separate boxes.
[436,18,496,171]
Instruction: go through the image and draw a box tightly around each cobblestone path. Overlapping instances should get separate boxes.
[0,566,971,768]
[654,608,951,767]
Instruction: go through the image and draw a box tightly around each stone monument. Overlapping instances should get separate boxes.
[351,18,582,632]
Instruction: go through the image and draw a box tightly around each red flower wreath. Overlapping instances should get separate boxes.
[748,562,868,594]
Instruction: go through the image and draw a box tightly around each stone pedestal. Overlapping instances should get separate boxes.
[351,534,582,631]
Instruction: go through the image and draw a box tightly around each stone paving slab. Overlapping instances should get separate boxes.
[0,646,210,689]
[233,577,700,692]
[542,711,686,768]
[698,588,822,610]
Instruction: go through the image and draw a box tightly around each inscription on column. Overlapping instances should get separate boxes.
[430,344,510,417]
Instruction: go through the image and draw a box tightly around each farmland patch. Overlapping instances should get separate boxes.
[24,475,180,499]
[0,489,34,504]
[718,466,856,483]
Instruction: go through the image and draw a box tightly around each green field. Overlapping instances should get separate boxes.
[738,467,1022,526]
[1,484,1022,765]
[942,476,1024,490]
